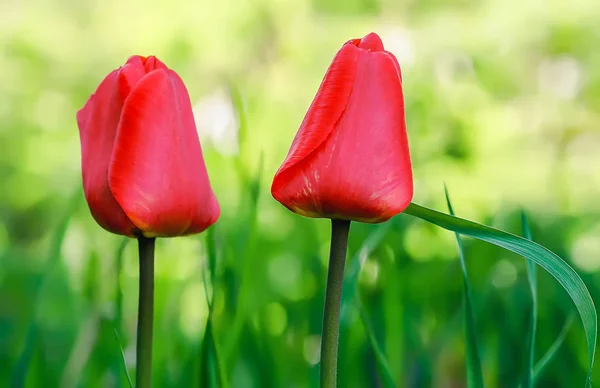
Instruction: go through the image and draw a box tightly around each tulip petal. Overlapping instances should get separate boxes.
[356,32,384,51]
[76,70,138,236]
[109,69,219,237]
[142,56,167,72]
[273,43,359,189]
[123,55,167,72]
[383,51,402,82]
[273,49,413,222]
[118,58,147,96]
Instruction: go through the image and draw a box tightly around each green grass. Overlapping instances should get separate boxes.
[4,181,597,387]
[5,113,598,388]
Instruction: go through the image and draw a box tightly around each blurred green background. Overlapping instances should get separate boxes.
[1,0,600,386]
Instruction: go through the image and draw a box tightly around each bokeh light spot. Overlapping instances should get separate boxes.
[491,259,517,289]
[265,302,288,336]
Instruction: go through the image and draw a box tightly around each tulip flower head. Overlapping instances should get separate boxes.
[272,32,413,223]
[76,55,220,237]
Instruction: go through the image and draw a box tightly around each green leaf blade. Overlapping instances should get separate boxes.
[533,313,575,384]
[113,328,134,388]
[403,202,596,386]
[200,227,228,388]
[338,222,397,385]
[12,189,83,386]
[340,222,394,325]
[356,295,396,388]
[521,211,537,388]
[444,188,484,388]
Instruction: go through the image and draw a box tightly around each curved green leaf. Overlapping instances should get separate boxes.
[403,202,596,386]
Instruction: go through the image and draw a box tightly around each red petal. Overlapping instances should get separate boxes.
[383,51,402,82]
[76,93,93,134]
[125,55,145,68]
[109,69,219,237]
[124,55,168,73]
[357,32,384,51]
[118,59,146,98]
[272,49,413,222]
[76,70,137,236]
[143,56,167,72]
[272,43,359,194]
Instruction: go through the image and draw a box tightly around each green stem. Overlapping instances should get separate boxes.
[320,219,351,388]
[136,236,155,388]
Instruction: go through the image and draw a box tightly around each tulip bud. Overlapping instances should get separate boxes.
[272,33,413,223]
[76,55,220,237]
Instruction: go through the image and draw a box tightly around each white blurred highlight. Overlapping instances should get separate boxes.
[571,225,600,273]
[380,27,415,68]
[537,56,583,100]
[192,88,239,156]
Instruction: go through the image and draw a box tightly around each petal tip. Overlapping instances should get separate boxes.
[76,103,90,132]
[125,55,168,73]
[359,32,384,51]
[344,33,384,51]
[125,55,146,67]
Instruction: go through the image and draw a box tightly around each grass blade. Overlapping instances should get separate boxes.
[521,211,537,388]
[11,189,82,387]
[11,325,37,388]
[113,328,134,388]
[340,222,394,325]
[356,295,396,388]
[200,227,228,388]
[533,313,575,384]
[200,319,220,388]
[444,187,484,388]
[229,83,249,160]
[403,202,596,386]
[113,238,129,386]
[222,152,264,359]
[115,238,129,335]
[337,221,397,385]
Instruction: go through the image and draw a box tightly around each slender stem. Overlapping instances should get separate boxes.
[136,236,155,388]
[320,219,351,388]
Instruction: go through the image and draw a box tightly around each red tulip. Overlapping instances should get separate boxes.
[76,55,219,237]
[271,33,413,223]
